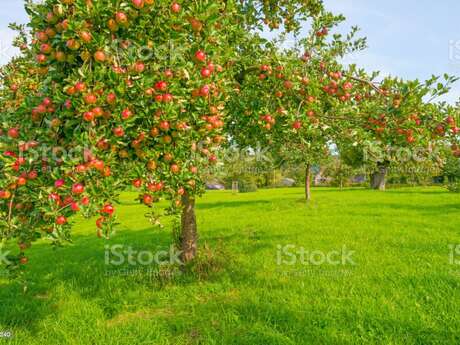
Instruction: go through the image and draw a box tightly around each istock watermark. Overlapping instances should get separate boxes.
[277,244,356,266]
[449,39,460,67]
[0,331,12,339]
[104,244,183,267]
[0,248,12,266]
[276,244,357,277]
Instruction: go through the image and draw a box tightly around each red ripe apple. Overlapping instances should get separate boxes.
[36,54,47,64]
[200,85,210,97]
[164,69,174,78]
[150,127,160,136]
[70,202,80,212]
[115,12,128,25]
[162,93,173,103]
[155,80,168,91]
[171,2,181,13]
[0,190,12,199]
[132,179,143,188]
[54,179,65,188]
[72,183,85,194]
[121,108,133,120]
[91,159,105,171]
[40,43,52,54]
[446,116,456,125]
[107,93,117,104]
[75,82,86,92]
[36,31,48,42]
[17,177,27,186]
[132,0,144,9]
[283,80,293,89]
[92,107,104,117]
[170,164,180,173]
[134,61,145,73]
[201,68,211,78]
[194,50,206,62]
[48,193,61,203]
[80,31,92,43]
[209,155,218,164]
[435,124,445,135]
[102,203,115,215]
[56,215,67,225]
[75,164,87,173]
[260,65,270,72]
[80,196,90,206]
[160,121,170,131]
[84,94,97,104]
[113,126,125,137]
[83,111,95,122]
[143,194,153,205]
[343,81,353,90]
[94,51,106,62]
[8,128,19,139]
[292,120,302,129]
[66,39,80,50]
[28,170,38,180]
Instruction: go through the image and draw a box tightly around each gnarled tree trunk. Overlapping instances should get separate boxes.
[305,164,311,202]
[370,164,388,191]
[180,193,198,263]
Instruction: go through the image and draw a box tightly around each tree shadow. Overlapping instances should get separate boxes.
[354,202,460,216]
[0,226,173,333]
[197,200,271,210]
[0,221,289,335]
[385,189,448,195]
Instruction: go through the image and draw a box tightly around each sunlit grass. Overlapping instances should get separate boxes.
[1,187,460,344]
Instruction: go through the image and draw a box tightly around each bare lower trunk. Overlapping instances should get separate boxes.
[180,194,197,263]
[370,164,387,191]
[305,164,311,201]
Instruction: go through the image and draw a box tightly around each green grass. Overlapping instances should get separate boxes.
[1,187,460,344]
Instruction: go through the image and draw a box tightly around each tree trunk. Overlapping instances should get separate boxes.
[370,164,387,191]
[305,164,311,202]
[180,193,198,263]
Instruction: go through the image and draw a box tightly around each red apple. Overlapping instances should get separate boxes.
[56,215,67,225]
[171,2,181,13]
[72,183,85,194]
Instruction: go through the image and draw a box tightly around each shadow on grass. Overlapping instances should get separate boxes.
[0,227,173,332]
[359,202,460,216]
[197,199,271,210]
[386,189,448,195]
[0,222,282,335]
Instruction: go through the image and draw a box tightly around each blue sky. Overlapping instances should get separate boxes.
[0,0,459,103]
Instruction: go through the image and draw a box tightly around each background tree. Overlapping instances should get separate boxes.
[335,73,458,191]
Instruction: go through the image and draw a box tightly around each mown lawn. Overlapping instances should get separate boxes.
[1,187,460,345]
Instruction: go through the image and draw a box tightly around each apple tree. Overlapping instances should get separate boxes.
[335,72,458,190]
[0,0,331,272]
[228,12,370,201]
